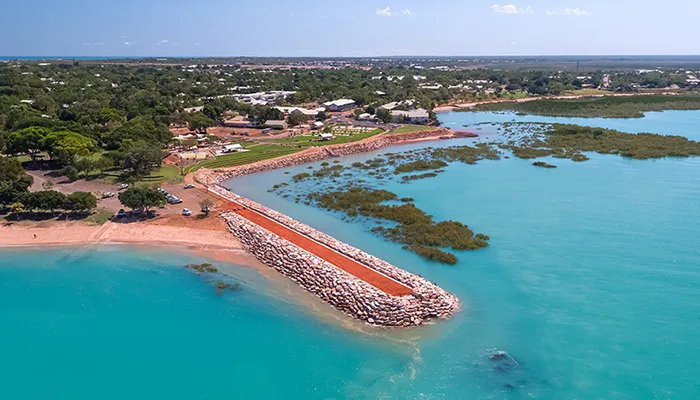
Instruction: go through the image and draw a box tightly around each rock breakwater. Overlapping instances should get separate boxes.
[211,185,459,327]
[196,128,461,327]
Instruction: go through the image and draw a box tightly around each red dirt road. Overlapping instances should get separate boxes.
[218,196,413,296]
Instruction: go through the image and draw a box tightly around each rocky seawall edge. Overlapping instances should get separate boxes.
[196,128,462,327]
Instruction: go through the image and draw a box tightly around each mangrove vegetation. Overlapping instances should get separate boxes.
[469,95,700,118]
[307,187,489,265]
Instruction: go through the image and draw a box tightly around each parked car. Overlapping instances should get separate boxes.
[184,184,195,189]
[168,197,183,204]
[118,183,129,190]
[182,208,192,216]
[116,209,126,218]
[102,192,115,199]
[157,188,167,194]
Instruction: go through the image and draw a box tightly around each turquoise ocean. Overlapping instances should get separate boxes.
[2,111,700,399]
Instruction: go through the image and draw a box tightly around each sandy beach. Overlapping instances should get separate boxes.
[0,217,249,258]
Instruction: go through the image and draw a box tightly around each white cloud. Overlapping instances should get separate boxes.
[93,42,103,46]
[491,4,534,14]
[195,42,201,47]
[546,7,590,16]
[154,39,170,46]
[123,41,132,46]
[376,7,392,16]
[376,7,413,17]
[510,41,516,45]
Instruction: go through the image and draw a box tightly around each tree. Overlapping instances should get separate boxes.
[316,110,328,121]
[99,108,125,124]
[22,190,67,213]
[105,117,173,150]
[43,131,96,166]
[0,157,32,205]
[202,104,222,121]
[74,158,95,175]
[9,201,24,216]
[93,156,114,175]
[64,192,97,213]
[121,143,164,178]
[4,126,49,166]
[376,108,392,123]
[199,198,214,216]
[287,113,309,127]
[118,187,167,212]
[188,112,214,134]
[0,156,26,182]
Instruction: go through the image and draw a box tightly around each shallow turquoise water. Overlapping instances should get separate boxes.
[439,109,700,139]
[3,111,700,399]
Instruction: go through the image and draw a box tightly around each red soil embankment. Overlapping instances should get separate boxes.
[220,199,413,296]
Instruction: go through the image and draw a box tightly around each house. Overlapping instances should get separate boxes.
[391,108,430,123]
[265,120,288,130]
[175,134,197,141]
[322,99,356,112]
[275,106,325,117]
[222,144,243,153]
[312,121,325,130]
[377,100,415,112]
[320,133,335,141]
[183,106,204,113]
[223,117,253,128]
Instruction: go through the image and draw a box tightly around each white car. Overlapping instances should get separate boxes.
[118,183,129,190]
[184,184,195,189]
[182,208,192,216]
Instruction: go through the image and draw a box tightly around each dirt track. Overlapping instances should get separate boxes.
[220,198,413,296]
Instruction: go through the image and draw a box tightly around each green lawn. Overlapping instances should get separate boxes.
[184,145,302,174]
[84,208,114,225]
[269,128,384,148]
[391,125,434,134]
[97,164,182,186]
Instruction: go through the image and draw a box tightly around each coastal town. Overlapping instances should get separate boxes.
[3,57,700,326]
[6,0,700,392]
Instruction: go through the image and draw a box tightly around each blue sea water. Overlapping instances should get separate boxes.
[3,111,700,399]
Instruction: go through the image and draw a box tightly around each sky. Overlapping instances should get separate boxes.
[2,0,698,57]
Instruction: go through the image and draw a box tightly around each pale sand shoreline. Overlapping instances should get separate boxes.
[0,221,246,252]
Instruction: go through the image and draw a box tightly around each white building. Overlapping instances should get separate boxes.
[183,106,204,113]
[391,108,429,123]
[322,99,356,112]
[222,144,243,153]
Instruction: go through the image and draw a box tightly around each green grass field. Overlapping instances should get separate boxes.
[269,128,384,147]
[84,208,114,225]
[391,125,434,134]
[97,164,182,186]
[184,145,302,174]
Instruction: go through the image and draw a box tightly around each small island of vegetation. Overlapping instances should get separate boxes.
[532,161,557,168]
[308,187,489,265]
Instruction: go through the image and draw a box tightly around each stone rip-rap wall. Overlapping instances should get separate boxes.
[194,128,454,185]
[212,185,460,327]
[222,211,459,327]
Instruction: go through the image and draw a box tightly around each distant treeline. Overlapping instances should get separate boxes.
[469,95,700,118]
